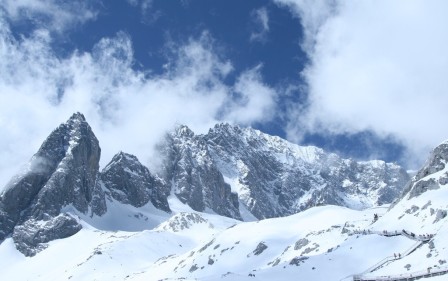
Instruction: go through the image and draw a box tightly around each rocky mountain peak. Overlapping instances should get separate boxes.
[206,123,323,163]
[209,122,242,135]
[160,124,241,219]
[101,151,171,212]
[415,141,448,181]
[1,114,413,256]
[68,111,86,122]
[174,124,195,138]
[402,141,448,199]
[105,151,139,167]
[158,122,410,219]
[1,112,103,214]
[0,113,105,255]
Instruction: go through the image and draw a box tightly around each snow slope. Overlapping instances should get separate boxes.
[1,142,447,280]
[2,201,446,281]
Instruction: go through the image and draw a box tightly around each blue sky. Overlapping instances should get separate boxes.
[1,0,448,187]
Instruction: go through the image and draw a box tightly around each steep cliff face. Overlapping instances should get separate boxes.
[101,152,170,212]
[169,123,410,219]
[401,141,448,199]
[0,113,105,255]
[161,126,241,220]
[153,123,409,220]
[0,114,176,256]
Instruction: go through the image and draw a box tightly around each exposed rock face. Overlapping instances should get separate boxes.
[0,113,105,250]
[30,112,106,218]
[156,212,213,232]
[101,152,170,212]
[253,242,268,255]
[206,124,408,218]
[403,141,448,199]
[0,113,175,256]
[13,214,82,257]
[161,123,410,219]
[162,126,241,220]
[0,114,412,256]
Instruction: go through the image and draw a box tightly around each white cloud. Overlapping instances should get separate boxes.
[274,0,336,52]
[276,0,448,167]
[250,7,270,42]
[1,0,98,32]
[0,15,278,189]
[223,65,277,124]
[126,0,161,24]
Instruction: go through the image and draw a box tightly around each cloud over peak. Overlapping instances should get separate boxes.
[0,17,278,189]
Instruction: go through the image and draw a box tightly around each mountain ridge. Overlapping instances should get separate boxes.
[0,113,410,256]
[185,122,410,218]
[1,113,448,281]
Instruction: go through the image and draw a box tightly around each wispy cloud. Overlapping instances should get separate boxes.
[276,0,448,168]
[1,0,98,32]
[222,64,277,124]
[0,13,278,189]
[250,7,270,43]
[126,0,162,25]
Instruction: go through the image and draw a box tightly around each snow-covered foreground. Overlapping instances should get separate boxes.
[1,186,447,281]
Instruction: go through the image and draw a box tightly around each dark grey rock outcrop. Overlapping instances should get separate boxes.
[161,125,241,220]
[101,152,170,212]
[13,214,82,257]
[0,113,104,255]
[1,113,177,256]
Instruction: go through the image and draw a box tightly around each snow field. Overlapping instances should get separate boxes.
[1,193,447,281]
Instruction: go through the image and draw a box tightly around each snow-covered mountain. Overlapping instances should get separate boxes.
[0,113,169,256]
[162,123,410,219]
[101,151,170,212]
[3,113,447,281]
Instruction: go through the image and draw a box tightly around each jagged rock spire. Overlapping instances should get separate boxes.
[101,151,171,212]
[0,113,105,255]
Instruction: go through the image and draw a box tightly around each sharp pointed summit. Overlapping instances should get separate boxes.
[101,151,171,212]
[0,113,105,255]
[0,115,412,257]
